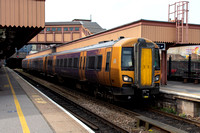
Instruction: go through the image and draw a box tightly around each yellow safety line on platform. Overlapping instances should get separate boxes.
[4,68,30,133]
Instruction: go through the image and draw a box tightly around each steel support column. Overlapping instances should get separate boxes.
[161,50,167,85]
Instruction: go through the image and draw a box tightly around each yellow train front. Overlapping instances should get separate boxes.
[107,37,160,101]
[22,37,161,101]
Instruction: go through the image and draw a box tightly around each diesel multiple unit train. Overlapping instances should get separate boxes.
[22,37,161,101]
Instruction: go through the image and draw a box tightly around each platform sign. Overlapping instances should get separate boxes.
[156,43,166,50]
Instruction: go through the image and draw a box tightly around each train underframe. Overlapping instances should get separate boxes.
[57,75,160,102]
[23,69,160,102]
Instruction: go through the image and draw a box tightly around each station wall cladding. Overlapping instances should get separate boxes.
[0,0,45,28]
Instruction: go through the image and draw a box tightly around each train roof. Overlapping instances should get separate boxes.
[23,54,47,60]
[51,40,117,56]
[24,39,118,60]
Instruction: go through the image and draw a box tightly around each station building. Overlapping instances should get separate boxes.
[29,19,105,45]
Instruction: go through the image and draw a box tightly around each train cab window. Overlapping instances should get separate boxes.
[105,52,110,71]
[155,48,160,70]
[68,58,72,68]
[73,58,79,68]
[64,58,68,67]
[96,55,102,70]
[121,47,134,71]
[60,59,63,67]
[87,56,95,70]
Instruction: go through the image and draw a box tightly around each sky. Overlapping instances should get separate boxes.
[45,0,200,30]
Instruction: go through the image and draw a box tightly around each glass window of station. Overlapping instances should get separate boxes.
[75,27,79,31]
[46,28,51,31]
[69,27,74,31]
[64,27,68,31]
[52,28,56,31]
[57,27,61,31]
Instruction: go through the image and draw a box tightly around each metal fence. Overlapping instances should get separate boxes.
[167,61,200,77]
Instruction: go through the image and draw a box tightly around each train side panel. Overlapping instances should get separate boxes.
[109,46,121,87]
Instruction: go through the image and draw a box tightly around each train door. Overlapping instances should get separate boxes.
[141,48,153,86]
[96,49,104,85]
[79,51,87,81]
[53,56,56,75]
[134,40,154,88]
[103,48,112,86]
[43,56,47,73]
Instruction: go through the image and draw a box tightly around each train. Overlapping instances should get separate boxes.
[22,37,161,101]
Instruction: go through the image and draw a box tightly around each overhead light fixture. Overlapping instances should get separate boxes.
[2,31,6,39]
[0,28,6,39]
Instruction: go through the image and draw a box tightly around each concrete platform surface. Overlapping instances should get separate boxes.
[161,81,200,99]
[0,67,92,133]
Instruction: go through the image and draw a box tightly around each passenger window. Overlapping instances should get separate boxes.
[73,58,79,68]
[68,58,72,68]
[50,60,52,66]
[96,55,102,70]
[87,56,95,70]
[105,52,110,71]
[60,59,63,67]
[64,58,68,67]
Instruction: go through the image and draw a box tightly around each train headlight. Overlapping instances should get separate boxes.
[122,75,133,82]
[155,75,160,82]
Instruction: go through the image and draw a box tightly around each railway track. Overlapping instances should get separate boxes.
[15,69,200,133]
[149,108,200,127]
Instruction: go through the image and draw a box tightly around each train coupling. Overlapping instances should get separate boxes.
[142,90,149,98]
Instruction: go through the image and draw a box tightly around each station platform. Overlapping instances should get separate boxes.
[0,67,93,133]
[161,81,200,99]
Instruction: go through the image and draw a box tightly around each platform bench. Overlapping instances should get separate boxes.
[193,77,200,84]
[183,77,190,83]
